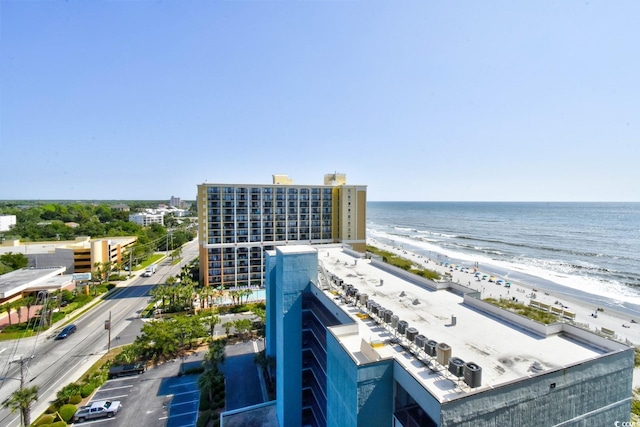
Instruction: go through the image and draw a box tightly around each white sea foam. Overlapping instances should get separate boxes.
[367,229,640,307]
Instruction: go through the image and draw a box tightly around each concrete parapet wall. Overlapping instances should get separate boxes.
[369,258,442,291]
[463,294,630,352]
[440,348,634,426]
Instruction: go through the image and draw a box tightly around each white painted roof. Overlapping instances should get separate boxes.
[319,247,606,402]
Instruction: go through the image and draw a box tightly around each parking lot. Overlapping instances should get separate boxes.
[71,356,202,427]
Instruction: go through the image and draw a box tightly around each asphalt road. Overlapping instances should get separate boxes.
[0,239,200,427]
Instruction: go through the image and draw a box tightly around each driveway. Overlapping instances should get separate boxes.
[222,340,266,411]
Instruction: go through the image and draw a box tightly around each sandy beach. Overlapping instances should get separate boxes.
[367,238,640,386]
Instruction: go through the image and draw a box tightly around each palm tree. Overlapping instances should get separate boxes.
[197,367,223,403]
[150,284,170,311]
[2,303,13,327]
[241,289,253,304]
[201,311,220,338]
[24,296,35,321]
[198,286,214,310]
[116,345,139,364]
[204,340,226,368]
[222,321,233,336]
[2,385,39,427]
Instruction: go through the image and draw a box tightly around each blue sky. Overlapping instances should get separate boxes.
[1,1,638,202]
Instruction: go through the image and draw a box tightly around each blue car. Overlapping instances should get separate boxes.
[55,324,77,340]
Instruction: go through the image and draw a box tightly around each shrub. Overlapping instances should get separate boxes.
[59,403,78,422]
[196,409,212,427]
[68,394,82,404]
[33,414,56,426]
[45,403,60,414]
[56,384,81,404]
[80,383,94,398]
[199,394,211,411]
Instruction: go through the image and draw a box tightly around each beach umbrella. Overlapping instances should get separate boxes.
[497,279,504,284]
[505,282,511,288]
[482,275,488,280]
[475,272,481,277]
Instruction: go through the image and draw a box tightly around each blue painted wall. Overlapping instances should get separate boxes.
[265,250,277,360]
[271,246,317,427]
[326,330,394,427]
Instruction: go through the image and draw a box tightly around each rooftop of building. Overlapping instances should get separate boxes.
[316,246,620,403]
[0,266,67,298]
[0,236,136,255]
[198,172,365,188]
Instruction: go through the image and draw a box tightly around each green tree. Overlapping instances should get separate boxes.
[115,345,140,365]
[0,252,29,271]
[204,339,226,368]
[2,303,13,327]
[2,385,39,427]
[222,321,233,336]
[233,319,252,340]
[200,311,220,338]
[197,367,224,403]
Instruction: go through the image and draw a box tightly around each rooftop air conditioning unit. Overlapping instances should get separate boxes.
[390,315,399,329]
[448,357,465,377]
[464,362,482,388]
[397,320,408,335]
[436,342,452,366]
[415,334,427,350]
[406,327,418,342]
[426,340,438,356]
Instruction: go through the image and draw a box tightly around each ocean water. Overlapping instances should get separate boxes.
[366,202,640,316]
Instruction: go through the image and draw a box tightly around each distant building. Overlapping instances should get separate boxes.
[238,245,634,427]
[129,213,164,227]
[112,204,130,212]
[0,215,17,232]
[170,196,181,208]
[196,173,367,288]
[0,236,137,274]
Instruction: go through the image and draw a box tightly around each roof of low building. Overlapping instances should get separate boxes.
[317,246,618,402]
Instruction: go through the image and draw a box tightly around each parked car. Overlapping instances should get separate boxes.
[54,324,77,340]
[108,362,145,379]
[73,400,121,422]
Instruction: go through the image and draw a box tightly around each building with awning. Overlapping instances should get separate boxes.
[0,266,72,305]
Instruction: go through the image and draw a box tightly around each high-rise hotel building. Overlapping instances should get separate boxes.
[196,173,366,288]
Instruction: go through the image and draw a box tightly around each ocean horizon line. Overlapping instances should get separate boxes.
[368,200,640,204]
